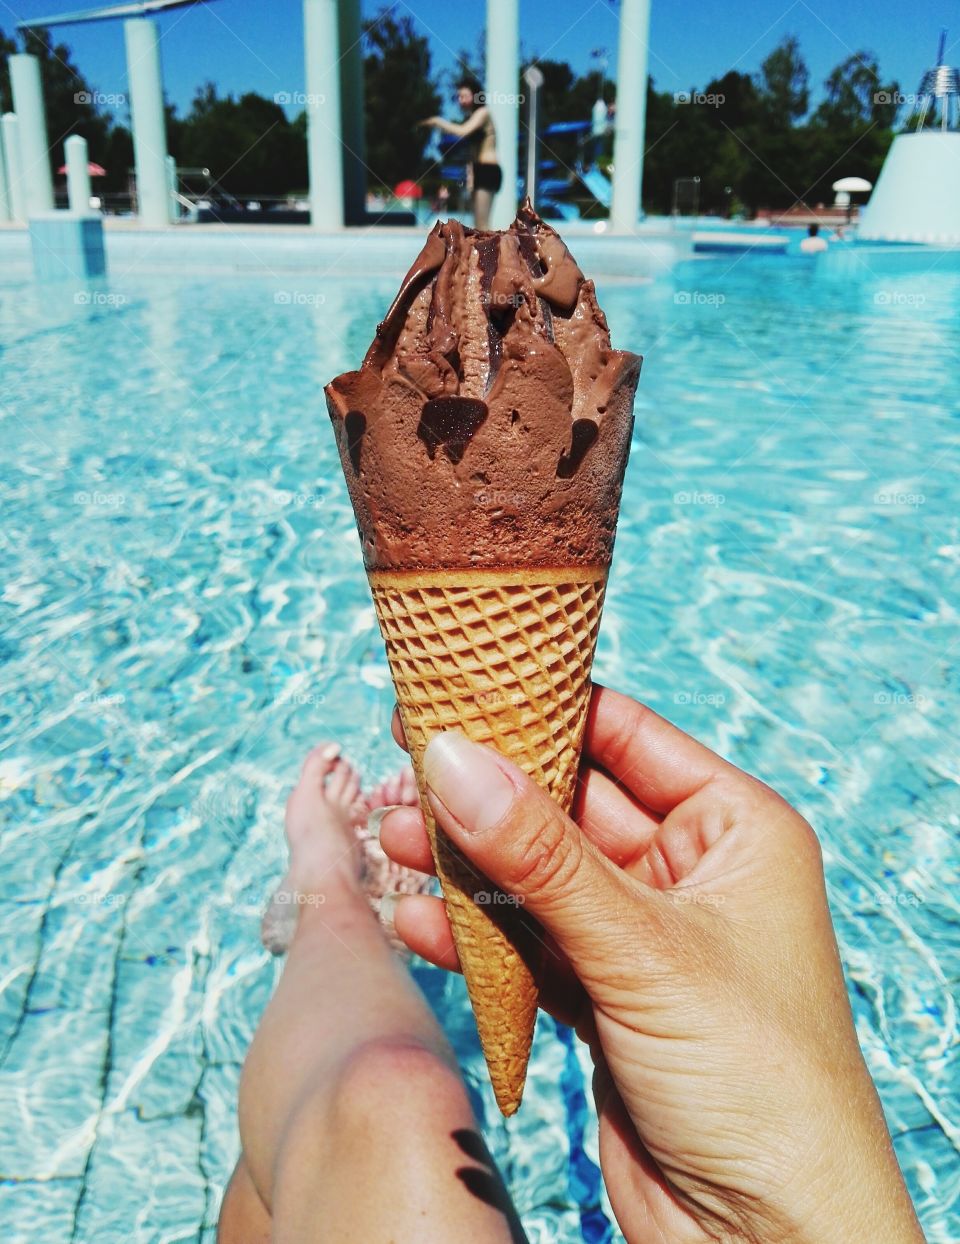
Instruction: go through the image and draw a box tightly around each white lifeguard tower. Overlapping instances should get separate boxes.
[859,31,960,245]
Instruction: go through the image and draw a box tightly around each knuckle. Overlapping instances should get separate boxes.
[717,771,824,869]
[789,813,823,867]
[506,803,582,899]
[602,702,652,774]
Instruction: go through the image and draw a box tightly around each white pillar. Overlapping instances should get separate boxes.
[65,134,92,213]
[0,127,11,222]
[338,0,365,223]
[304,0,344,230]
[610,0,651,234]
[1,113,26,222]
[10,54,54,216]
[124,18,171,227]
[486,0,519,228]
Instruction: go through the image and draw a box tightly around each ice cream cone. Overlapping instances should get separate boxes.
[326,204,641,1111]
[368,565,607,1114]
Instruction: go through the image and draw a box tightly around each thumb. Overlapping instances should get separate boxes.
[423,731,662,981]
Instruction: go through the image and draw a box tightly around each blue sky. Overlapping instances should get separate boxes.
[5,0,957,120]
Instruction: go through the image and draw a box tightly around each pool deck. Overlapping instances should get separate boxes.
[0,219,688,281]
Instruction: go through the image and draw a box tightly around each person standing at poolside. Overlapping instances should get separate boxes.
[419,78,502,229]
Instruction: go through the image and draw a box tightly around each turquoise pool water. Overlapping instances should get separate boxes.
[1,241,957,1241]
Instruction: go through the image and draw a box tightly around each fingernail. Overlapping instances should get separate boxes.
[380,891,401,934]
[366,805,402,838]
[423,733,515,833]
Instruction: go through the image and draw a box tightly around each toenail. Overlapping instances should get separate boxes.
[380,891,401,934]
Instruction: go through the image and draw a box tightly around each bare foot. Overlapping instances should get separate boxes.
[284,752,366,897]
[357,764,433,937]
[261,747,433,957]
[261,746,366,953]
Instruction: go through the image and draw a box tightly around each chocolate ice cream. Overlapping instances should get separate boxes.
[325,201,641,571]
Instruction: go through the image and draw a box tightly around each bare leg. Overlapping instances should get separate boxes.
[473,187,494,229]
[217,1158,269,1243]
[220,749,526,1243]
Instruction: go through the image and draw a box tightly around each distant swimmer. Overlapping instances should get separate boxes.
[800,222,829,254]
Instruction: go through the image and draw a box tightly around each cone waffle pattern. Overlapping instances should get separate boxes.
[368,567,607,1114]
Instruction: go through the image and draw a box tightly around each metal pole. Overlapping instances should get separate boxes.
[486,0,519,228]
[65,133,92,211]
[9,54,55,215]
[522,65,543,206]
[164,153,178,218]
[610,0,651,233]
[124,18,171,226]
[303,0,344,230]
[1,114,27,222]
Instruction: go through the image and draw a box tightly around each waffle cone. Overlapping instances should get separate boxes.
[368,565,607,1114]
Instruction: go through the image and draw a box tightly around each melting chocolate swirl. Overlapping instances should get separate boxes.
[324,199,642,571]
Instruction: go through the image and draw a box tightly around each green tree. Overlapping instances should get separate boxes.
[814,52,899,129]
[0,27,17,110]
[758,35,809,123]
[705,70,758,128]
[103,125,133,197]
[453,35,484,87]
[170,83,307,197]
[803,52,900,204]
[363,9,441,191]
[734,37,812,209]
[642,77,682,212]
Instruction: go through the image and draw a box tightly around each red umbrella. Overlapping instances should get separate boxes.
[393,179,423,199]
[57,161,107,177]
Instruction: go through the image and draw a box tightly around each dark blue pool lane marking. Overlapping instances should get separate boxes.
[555,1019,613,1243]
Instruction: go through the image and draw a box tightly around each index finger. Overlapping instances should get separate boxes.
[585,684,732,813]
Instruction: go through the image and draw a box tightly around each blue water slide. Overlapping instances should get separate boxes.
[544,120,592,136]
[539,178,572,197]
[579,164,612,208]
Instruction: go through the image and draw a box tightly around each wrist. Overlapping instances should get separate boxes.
[761,1142,925,1244]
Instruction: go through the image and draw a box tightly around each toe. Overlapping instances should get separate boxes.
[300,743,341,789]
[364,780,385,812]
[325,759,350,801]
[342,766,361,808]
[327,759,363,810]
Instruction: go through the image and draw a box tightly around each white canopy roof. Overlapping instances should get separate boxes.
[832,176,873,193]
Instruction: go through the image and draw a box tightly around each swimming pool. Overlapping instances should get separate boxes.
[1,237,957,1241]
